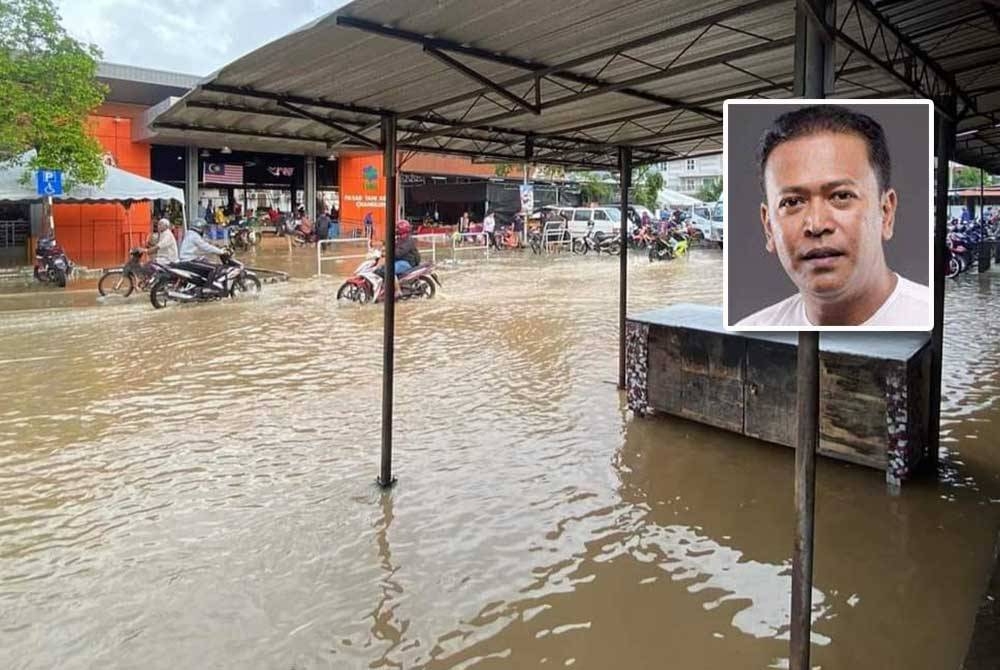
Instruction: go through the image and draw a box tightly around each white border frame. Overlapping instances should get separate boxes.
[722,98,935,332]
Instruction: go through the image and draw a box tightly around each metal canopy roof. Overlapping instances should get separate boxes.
[151,0,1000,172]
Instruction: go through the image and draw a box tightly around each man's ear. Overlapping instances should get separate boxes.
[761,202,775,253]
[880,188,898,241]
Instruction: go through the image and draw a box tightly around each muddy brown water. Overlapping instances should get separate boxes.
[1,244,999,669]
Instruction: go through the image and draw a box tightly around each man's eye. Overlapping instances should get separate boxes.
[831,191,856,201]
[780,197,803,208]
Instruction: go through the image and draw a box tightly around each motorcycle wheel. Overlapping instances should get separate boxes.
[149,279,172,309]
[53,267,67,288]
[230,273,262,299]
[98,270,134,298]
[337,281,373,304]
[608,241,621,255]
[947,257,961,278]
[572,238,587,254]
[415,277,435,299]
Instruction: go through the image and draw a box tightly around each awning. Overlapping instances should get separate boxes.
[0,151,185,205]
[148,0,1000,173]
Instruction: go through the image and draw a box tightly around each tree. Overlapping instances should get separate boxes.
[952,166,994,188]
[0,0,107,186]
[579,171,613,203]
[696,177,723,203]
[632,165,665,210]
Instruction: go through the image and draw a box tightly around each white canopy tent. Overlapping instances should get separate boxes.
[0,152,184,206]
[657,188,703,208]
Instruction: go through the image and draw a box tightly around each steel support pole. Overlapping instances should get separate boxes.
[979,169,989,270]
[929,96,955,471]
[305,155,317,222]
[618,146,632,390]
[379,115,398,488]
[184,146,199,229]
[791,2,834,668]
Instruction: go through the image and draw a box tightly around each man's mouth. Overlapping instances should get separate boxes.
[801,247,845,261]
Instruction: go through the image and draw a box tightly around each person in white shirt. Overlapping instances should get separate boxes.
[147,218,178,264]
[736,104,930,328]
[179,218,225,262]
[177,218,227,287]
[482,210,497,249]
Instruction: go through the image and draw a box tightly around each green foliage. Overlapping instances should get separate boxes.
[0,0,107,186]
[696,177,723,203]
[632,165,664,209]
[952,166,994,188]
[493,163,514,178]
[579,172,613,203]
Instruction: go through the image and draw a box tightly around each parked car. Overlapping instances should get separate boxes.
[554,206,622,236]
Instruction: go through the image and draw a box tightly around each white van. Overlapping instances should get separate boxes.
[554,207,622,236]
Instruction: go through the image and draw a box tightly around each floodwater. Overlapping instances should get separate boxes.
[1,242,999,669]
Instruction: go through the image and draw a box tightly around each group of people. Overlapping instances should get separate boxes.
[143,218,230,276]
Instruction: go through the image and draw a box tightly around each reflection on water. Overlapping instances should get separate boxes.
[0,248,998,669]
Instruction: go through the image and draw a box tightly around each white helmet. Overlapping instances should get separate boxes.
[189,218,207,233]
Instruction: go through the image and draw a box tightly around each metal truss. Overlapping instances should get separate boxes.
[799,0,977,117]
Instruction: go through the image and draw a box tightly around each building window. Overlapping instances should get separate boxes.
[686,159,696,171]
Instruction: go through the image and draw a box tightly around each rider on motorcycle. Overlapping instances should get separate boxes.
[375,220,420,298]
[178,219,227,287]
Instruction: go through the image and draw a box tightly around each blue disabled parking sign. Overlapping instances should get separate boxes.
[36,169,63,197]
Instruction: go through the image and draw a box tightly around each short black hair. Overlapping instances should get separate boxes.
[756,104,891,198]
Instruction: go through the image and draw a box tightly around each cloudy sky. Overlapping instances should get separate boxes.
[57,0,349,75]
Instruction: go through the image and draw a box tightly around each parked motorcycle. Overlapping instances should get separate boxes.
[572,222,621,255]
[947,231,970,278]
[648,230,690,261]
[494,225,523,250]
[98,248,160,297]
[336,250,440,304]
[630,224,656,250]
[34,236,73,287]
[148,252,261,309]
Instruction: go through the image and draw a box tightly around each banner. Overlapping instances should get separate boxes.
[519,184,534,213]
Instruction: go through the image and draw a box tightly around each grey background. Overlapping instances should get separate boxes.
[726,102,931,325]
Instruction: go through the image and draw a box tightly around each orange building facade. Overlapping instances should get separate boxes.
[53,103,154,268]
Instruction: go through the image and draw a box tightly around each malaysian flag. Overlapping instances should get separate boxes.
[203,163,244,184]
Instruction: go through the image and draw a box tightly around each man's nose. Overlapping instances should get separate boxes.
[802,200,835,237]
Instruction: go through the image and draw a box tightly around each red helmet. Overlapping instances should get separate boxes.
[396,219,411,237]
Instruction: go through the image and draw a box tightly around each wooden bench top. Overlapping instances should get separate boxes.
[629,303,931,362]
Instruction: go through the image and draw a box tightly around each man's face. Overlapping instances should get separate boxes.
[760,131,896,300]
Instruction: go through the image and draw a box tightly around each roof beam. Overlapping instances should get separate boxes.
[201,83,387,118]
[800,0,976,117]
[151,121,670,170]
[422,47,540,115]
[336,4,795,122]
[277,100,382,148]
[408,36,794,142]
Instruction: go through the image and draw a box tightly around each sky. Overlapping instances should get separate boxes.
[56,0,348,75]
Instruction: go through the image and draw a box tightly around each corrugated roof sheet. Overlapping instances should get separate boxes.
[151,0,1000,172]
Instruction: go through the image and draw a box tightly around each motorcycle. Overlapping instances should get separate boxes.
[336,250,440,304]
[648,230,690,261]
[148,252,261,309]
[98,248,160,297]
[494,225,523,250]
[34,236,73,287]
[947,231,970,278]
[630,224,656,249]
[571,222,621,255]
[227,220,259,252]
